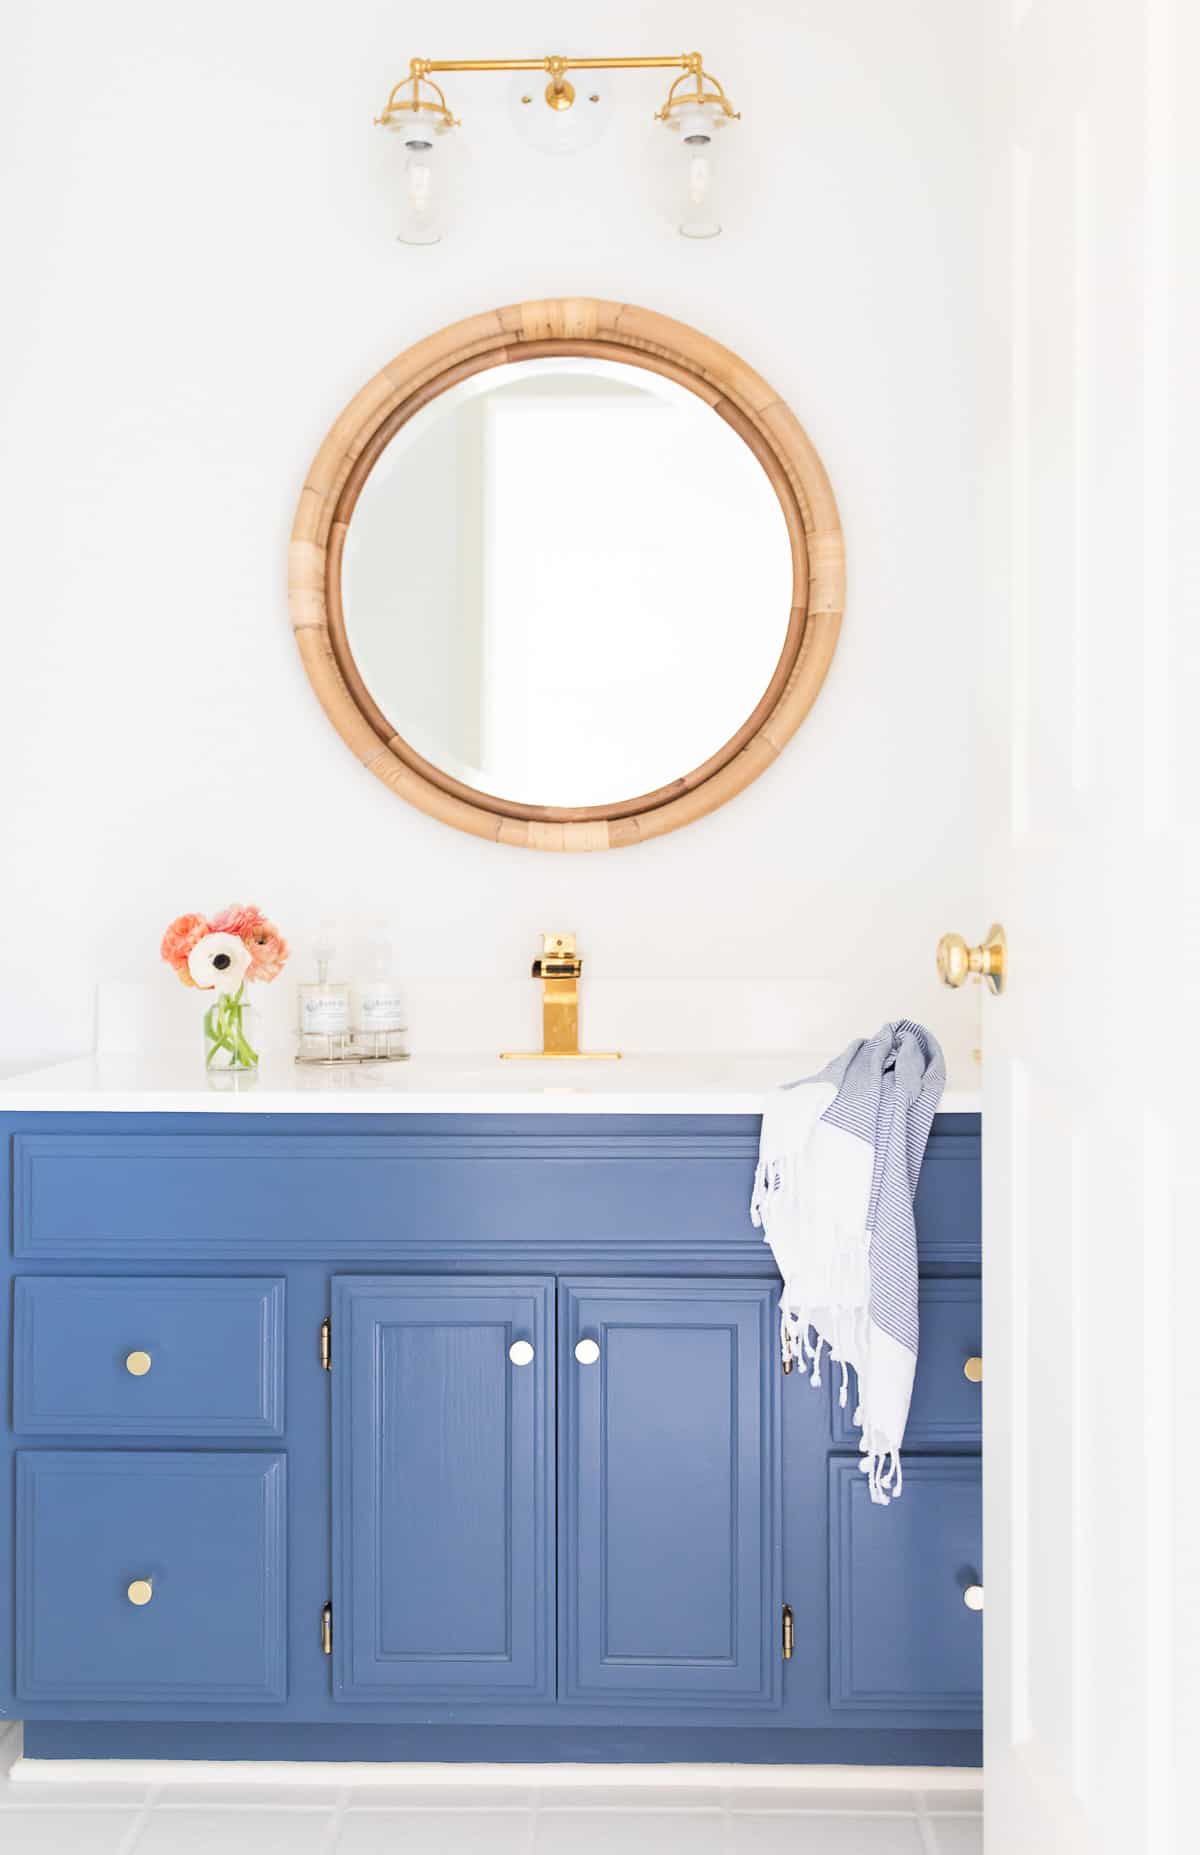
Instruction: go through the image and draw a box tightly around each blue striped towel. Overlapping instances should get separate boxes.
[750,1022,946,1504]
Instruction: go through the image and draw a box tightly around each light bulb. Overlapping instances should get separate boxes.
[687,138,713,206]
[669,104,725,240]
[388,108,450,246]
[406,142,434,216]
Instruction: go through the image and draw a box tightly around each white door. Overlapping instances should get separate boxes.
[974,3,1199,1851]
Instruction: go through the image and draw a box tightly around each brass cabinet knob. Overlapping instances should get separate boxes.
[574,1338,601,1366]
[127,1579,154,1607]
[937,923,1007,995]
[963,1583,984,1612]
[508,1340,535,1367]
[125,1351,152,1377]
[963,1356,983,1384]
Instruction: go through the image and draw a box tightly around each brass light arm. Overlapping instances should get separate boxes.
[376,52,739,127]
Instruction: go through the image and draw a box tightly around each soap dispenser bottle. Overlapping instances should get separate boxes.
[355,922,407,1038]
[297,925,350,1054]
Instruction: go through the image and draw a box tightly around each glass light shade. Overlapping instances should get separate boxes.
[671,103,725,239]
[388,109,449,245]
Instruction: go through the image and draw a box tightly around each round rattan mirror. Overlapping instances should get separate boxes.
[289,300,844,851]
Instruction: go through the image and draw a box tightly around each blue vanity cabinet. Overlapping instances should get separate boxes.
[559,1280,779,1709]
[331,1276,555,1702]
[0,1108,982,1768]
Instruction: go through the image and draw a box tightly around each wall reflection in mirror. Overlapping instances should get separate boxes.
[340,358,794,811]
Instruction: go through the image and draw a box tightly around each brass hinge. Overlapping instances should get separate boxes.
[319,1317,331,1371]
[321,1600,333,1656]
[782,1603,794,1661]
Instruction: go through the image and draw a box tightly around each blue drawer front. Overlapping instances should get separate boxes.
[560,1280,779,1708]
[912,1124,981,1269]
[13,1277,284,1436]
[831,1279,981,1450]
[332,1276,555,1702]
[17,1452,287,1703]
[828,1456,981,1713]
[11,1120,976,1272]
[12,1130,764,1264]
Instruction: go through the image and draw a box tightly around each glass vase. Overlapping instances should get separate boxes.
[203,984,258,1072]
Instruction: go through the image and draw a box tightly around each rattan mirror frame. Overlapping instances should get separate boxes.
[289,299,844,851]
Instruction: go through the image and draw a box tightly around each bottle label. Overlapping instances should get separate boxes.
[300,992,350,1034]
[359,987,406,1032]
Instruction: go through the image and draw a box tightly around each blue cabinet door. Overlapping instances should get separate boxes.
[332,1276,555,1702]
[829,1455,982,1713]
[560,1279,780,1707]
[16,1451,286,1704]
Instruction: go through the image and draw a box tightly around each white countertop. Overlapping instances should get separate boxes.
[0,1053,982,1116]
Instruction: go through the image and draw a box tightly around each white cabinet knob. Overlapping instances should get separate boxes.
[508,1340,535,1367]
[963,1583,984,1612]
[574,1338,600,1365]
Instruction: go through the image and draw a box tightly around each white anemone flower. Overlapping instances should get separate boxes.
[187,931,251,994]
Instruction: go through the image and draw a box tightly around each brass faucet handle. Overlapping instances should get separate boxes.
[533,931,582,979]
[533,956,583,978]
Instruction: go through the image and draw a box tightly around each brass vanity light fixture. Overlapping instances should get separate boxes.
[376,53,739,243]
[501,933,621,1061]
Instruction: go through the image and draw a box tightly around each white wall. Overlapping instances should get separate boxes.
[0,0,985,1074]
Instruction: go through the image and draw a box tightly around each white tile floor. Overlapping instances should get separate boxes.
[0,1724,983,1853]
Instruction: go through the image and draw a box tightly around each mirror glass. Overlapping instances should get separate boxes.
[341,356,794,810]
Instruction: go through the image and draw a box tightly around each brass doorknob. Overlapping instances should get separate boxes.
[125,1351,152,1377]
[963,1356,983,1384]
[937,923,1007,995]
[963,1583,984,1612]
[127,1579,153,1607]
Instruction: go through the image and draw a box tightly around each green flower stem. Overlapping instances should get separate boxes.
[204,984,259,1071]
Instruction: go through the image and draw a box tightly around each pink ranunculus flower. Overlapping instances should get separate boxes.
[209,903,266,940]
[208,903,289,983]
[244,920,289,983]
[160,913,210,988]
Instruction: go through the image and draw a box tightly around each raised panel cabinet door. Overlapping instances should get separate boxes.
[331,1276,555,1701]
[16,1451,286,1704]
[560,1279,780,1707]
[828,1455,982,1714]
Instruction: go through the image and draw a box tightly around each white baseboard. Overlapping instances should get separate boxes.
[9,1755,982,1790]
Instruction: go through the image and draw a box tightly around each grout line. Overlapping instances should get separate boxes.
[915,1792,942,1855]
[318,1792,344,1854]
[114,1781,162,1855]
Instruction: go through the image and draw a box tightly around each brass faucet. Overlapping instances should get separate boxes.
[500,933,621,1061]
